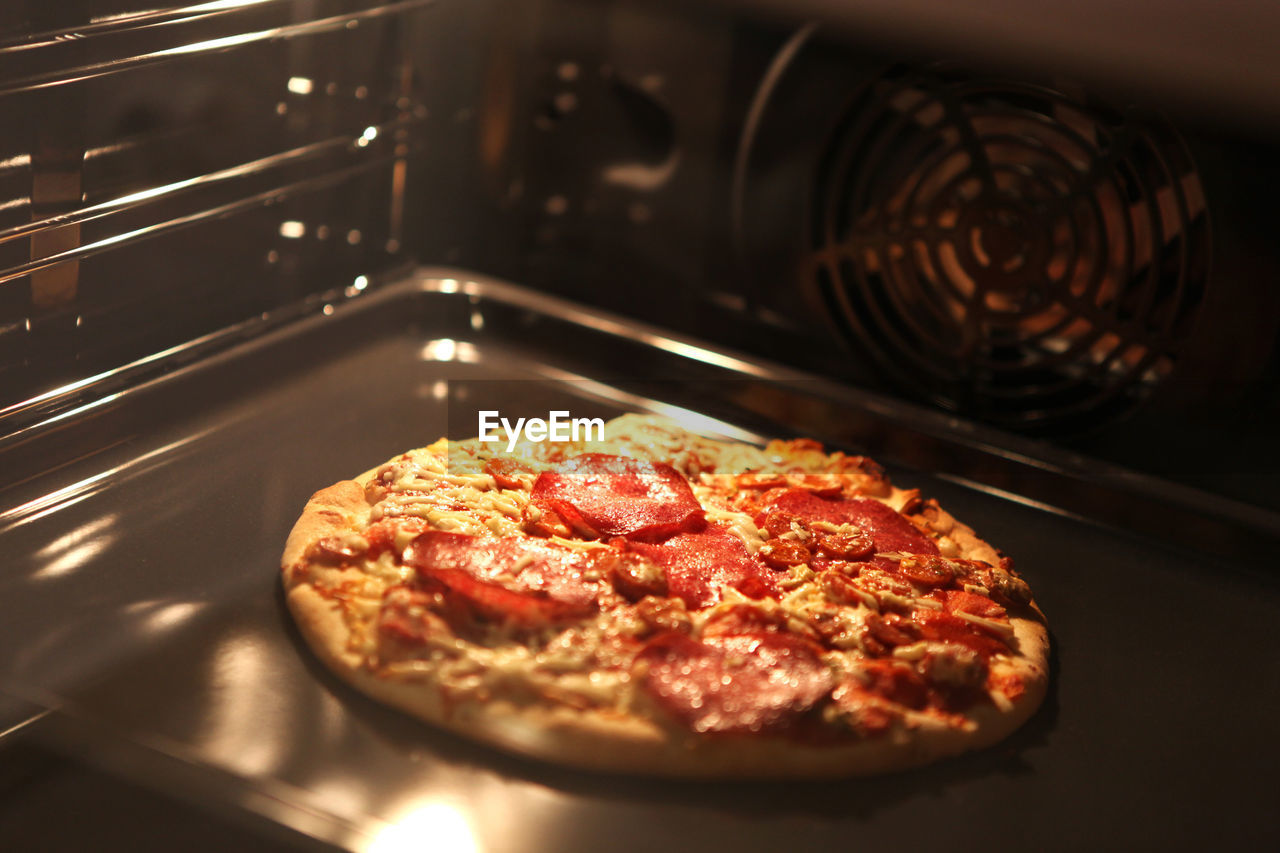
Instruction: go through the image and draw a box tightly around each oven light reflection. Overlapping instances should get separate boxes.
[365,802,479,853]
[203,632,289,777]
[31,513,118,580]
[126,599,205,635]
[287,76,314,94]
[420,339,480,364]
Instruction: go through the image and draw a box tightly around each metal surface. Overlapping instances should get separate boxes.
[2,270,1278,850]
[807,64,1209,429]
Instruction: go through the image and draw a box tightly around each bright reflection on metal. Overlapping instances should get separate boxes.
[431,379,448,400]
[279,220,306,238]
[203,632,287,777]
[124,599,206,635]
[31,514,118,580]
[3,2,434,98]
[414,272,776,378]
[0,426,217,531]
[353,275,369,291]
[287,75,313,94]
[420,339,480,364]
[364,802,479,853]
[362,126,378,142]
[469,310,484,331]
[425,338,455,361]
[89,1,274,26]
[0,126,404,250]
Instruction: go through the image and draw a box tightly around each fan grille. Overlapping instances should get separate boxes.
[808,66,1210,430]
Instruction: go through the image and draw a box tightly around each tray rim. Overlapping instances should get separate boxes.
[2,265,1276,557]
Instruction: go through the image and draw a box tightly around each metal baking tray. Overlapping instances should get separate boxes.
[2,269,1277,851]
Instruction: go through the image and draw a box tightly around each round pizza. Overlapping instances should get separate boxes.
[280,414,1048,777]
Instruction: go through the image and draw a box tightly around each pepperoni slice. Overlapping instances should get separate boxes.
[762,489,938,565]
[530,453,705,541]
[637,632,833,733]
[415,568,593,626]
[943,589,1007,619]
[913,609,1009,658]
[859,659,929,710]
[402,531,604,623]
[622,526,779,608]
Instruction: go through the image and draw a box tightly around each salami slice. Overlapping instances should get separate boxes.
[530,453,705,540]
[763,489,939,562]
[622,526,779,608]
[637,632,833,733]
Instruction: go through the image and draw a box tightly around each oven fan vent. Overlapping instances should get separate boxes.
[808,66,1210,430]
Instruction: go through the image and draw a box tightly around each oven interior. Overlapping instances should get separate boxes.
[2,1,1279,850]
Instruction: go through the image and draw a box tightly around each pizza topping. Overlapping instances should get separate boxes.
[757,538,812,569]
[865,611,919,649]
[378,585,452,646]
[893,554,955,587]
[402,531,606,609]
[942,589,1007,619]
[414,567,596,628]
[912,609,1010,658]
[962,563,1033,608]
[530,453,705,541]
[735,472,787,490]
[632,595,693,636]
[828,681,897,736]
[593,550,668,601]
[702,602,793,637]
[761,489,939,562]
[303,534,369,564]
[622,526,780,608]
[813,525,874,560]
[637,632,833,733]
[849,564,915,598]
[760,509,809,540]
[817,569,880,611]
[856,659,929,710]
[699,505,766,553]
[793,474,844,497]
[484,457,535,491]
[921,644,988,689]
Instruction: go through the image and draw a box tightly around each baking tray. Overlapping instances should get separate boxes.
[1,269,1278,851]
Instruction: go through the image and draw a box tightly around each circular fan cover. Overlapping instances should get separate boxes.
[808,65,1210,430]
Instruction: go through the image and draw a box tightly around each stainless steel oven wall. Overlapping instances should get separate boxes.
[0,0,444,417]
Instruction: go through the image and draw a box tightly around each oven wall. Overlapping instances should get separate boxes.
[0,0,450,418]
[436,0,1280,512]
[3,0,1278,514]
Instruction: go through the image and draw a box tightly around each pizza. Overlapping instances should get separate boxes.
[280,414,1048,777]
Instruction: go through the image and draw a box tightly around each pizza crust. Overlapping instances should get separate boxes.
[280,418,1050,777]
